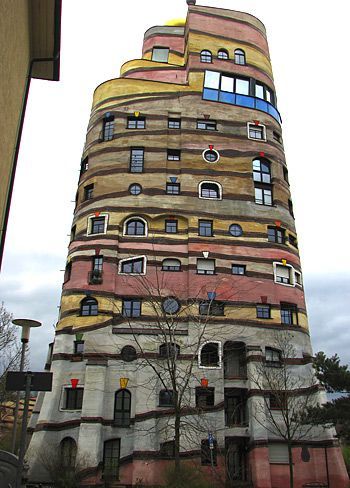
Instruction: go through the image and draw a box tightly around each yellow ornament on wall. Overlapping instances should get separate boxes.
[120,377,129,389]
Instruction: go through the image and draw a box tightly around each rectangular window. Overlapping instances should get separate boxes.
[120,257,145,274]
[103,115,114,141]
[289,235,298,248]
[273,131,282,143]
[93,256,103,271]
[166,183,180,195]
[84,184,94,201]
[74,341,84,354]
[152,47,169,63]
[275,264,293,285]
[80,157,89,175]
[248,123,266,141]
[90,217,106,235]
[201,439,217,466]
[167,149,181,161]
[256,305,271,319]
[122,299,141,317]
[127,116,145,129]
[288,199,294,217]
[197,120,217,131]
[269,393,282,410]
[199,220,213,237]
[165,220,178,233]
[65,388,83,410]
[197,259,215,275]
[159,441,175,459]
[268,444,289,463]
[196,387,214,408]
[232,265,246,275]
[103,439,120,480]
[268,227,285,244]
[255,186,272,206]
[265,348,281,364]
[295,270,302,286]
[199,301,224,316]
[283,166,289,183]
[130,148,144,173]
[168,118,181,129]
[280,303,298,325]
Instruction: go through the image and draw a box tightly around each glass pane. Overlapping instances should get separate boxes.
[236,79,249,95]
[204,71,220,89]
[221,76,234,93]
[203,88,219,101]
[219,91,235,104]
[152,48,169,63]
[255,84,264,99]
[236,94,254,107]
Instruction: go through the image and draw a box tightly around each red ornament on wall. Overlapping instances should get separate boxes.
[71,378,79,389]
[253,120,260,125]
[95,211,100,217]
[260,296,268,304]
[209,145,214,150]
[275,220,281,228]
[201,378,209,388]
[259,152,265,157]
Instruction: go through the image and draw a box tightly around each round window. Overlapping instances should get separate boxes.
[229,224,243,237]
[162,297,181,315]
[129,184,142,195]
[203,149,219,163]
[121,345,137,362]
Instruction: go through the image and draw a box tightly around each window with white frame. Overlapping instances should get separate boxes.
[199,342,221,368]
[119,256,146,275]
[123,217,147,236]
[248,123,266,141]
[274,263,294,286]
[197,258,215,275]
[87,214,108,236]
[199,181,221,199]
[294,270,303,287]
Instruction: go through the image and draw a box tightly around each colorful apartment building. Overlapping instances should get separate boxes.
[26,2,348,487]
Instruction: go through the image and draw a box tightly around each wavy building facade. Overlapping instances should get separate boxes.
[27,2,348,487]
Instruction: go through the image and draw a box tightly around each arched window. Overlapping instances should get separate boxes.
[159,343,180,359]
[200,50,212,63]
[199,182,221,199]
[199,342,220,367]
[60,437,77,469]
[162,259,181,271]
[80,297,98,316]
[124,217,147,236]
[217,49,229,60]
[114,389,131,427]
[234,49,246,65]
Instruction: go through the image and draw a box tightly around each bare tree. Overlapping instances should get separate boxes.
[249,331,319,488]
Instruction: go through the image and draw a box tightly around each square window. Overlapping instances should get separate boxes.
[127,117,145,129]
[199,301,224,316]
[167,149,181,161]
[122,299,141,317]
[256,305,270,319]
[199,220,213,236]
[90,216,106,235]
[196,387,214,408]
[265,348,281,364]
[289,235,298,248]
[65,388,83,410]
[165,220,178,233]
[268,227,285,244]
[166,183,180,195]
[196,120,217,131]
[197,259,215,275]
[269,444,289,463]
[159,441,175,459]
[248,123,266,141]
[74,341,84,354]
[130,148,144,173]
[84,184,94,201]
[255,186,272,206]
[152,47,169,63]
[274,263,293,285]
[168,118,181,129]
[232,265,246,275]
[159,389,174,406]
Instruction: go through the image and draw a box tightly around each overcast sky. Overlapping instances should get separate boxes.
[1,0,349,370]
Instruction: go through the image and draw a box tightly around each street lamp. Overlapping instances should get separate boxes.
[10,318,41,454]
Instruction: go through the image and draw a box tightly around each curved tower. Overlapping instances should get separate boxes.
[27,3,348,487]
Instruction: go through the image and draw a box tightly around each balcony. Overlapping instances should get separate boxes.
[88,269,103,285]
[225,388,248,427]
[203,88,282,123]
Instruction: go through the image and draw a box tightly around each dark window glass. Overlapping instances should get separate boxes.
[159,389,174,406]
[200,343,219,366]
[265,348,281,364]
[197,120,217,130]
[65,388,83,409]
[162,259,181,271]
[203,149,218,163]
[217,49,229,60]
[268,227,285,244]
[122,299,141,317]
[199,220,213,236]
[74,341,84,354]
[103,439,120,480]
[91,217,106,234]
[162,298,180,314]
[129,184,142,195]
[229,224,243,237]
[281,303,298,325]
[196,387,214,407]
[121,345,137,362]
[225,390,247,426]
[160,441,175,459]
[125,219,146,236]
[200,183,220,199]
[64,262,72,282]
[167,149,181,161]
[199,301,224,316]
[166,183,180,195]
[249,124,265,140]
[256,305,270,319]
[114,389,131,427]
[232,265,246,275]
[255,186,272,206]
[70,225,76,241]
[159,343,180,359]
[288,199,294,217]
[289,235,298,248]
[80,157,89,175]
[60,438,77,469]
[168,118,181,129]
[103,115,114,141]
[81,297,98,316]
[84,184,94,200]
[283,167,289,183]
[130,148,144,173]
[121,258,144,274]
[165,220,178,233]
[274,131,282,143]
[269,393,283,410]
[234,49,246,65]
[127,116,145,129]
[253,158,271,184]
[200,50,212,63]
[201,439,217,466]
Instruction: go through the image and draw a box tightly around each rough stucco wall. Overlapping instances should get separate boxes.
[0,0,31,255]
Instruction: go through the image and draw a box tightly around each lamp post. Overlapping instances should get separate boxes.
[10,318,41,454]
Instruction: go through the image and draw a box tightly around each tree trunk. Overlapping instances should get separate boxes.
[287,442,294,488]
[174,409,181,471]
